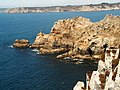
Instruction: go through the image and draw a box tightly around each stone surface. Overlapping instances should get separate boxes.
[13,39,29,48]
[13,15,120,62]
[74,47,120,90]
[32,14,120,60]
[73,81,85,90]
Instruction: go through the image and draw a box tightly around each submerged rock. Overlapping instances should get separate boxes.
[13,39,29,48]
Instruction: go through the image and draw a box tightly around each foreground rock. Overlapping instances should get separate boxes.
[13,39,29,48]
[73,47,120,90]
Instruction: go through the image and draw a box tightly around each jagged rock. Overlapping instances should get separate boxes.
[56,52,69,59]
[12,15,120,61]
[73,81,85,90]
[34,32,49,45]
[32,15,120,60]
[13,39,29,48]
[39,48,68,54]
[74,48,120,90]
[29,44,43,49]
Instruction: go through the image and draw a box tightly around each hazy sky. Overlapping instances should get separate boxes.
[0,0,119,8]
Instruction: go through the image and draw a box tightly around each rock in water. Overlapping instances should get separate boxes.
[13,39,29,48]
[13,14,120,60]
[32,15,120,60]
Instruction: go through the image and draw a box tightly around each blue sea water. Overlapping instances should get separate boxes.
[0,10,120,90]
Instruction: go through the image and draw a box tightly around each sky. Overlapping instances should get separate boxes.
[0,0,119,8]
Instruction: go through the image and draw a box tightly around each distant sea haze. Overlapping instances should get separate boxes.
[0,10,120,90]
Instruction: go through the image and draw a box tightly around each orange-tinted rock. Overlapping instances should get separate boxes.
[13,39,29,48]
[32,15,120,60]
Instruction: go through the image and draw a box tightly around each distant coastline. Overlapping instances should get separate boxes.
[3,2,120,13]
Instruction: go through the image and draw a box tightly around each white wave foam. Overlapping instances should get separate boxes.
[32,49,40,54]
[8,45,14,48]
[32,49,39,52]
[36,52,40,54]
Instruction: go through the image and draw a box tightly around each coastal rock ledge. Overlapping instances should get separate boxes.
[13,14,120,62]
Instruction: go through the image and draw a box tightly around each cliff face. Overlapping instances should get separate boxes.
[13,14,120,61]
[31,14,120,61]
[4,3,120,13]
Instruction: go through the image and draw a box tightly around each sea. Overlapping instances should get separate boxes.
[0,10,120,90]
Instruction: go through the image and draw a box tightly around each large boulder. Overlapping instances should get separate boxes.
[13,39,29,48]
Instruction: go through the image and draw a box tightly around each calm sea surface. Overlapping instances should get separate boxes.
[0,10,120,90]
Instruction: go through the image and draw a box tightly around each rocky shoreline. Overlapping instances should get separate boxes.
[13,14,120,64]
[4,2,120,13]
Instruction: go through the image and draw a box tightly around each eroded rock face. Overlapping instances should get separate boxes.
[13,15,120,61]
[13,39,29,48]
[32,15,120,60]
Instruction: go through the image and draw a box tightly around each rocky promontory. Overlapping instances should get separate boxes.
[13,14,120,63]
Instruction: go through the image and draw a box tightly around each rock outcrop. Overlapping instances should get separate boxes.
[73,47,120,90]
[13,39,29,48]
[30,14,120,61]
[13,14,120,62]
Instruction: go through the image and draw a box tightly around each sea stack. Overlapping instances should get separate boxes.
[13,39,29,48]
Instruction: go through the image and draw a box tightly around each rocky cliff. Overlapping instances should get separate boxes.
[73,47,120,90]
[13,14,120,63]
